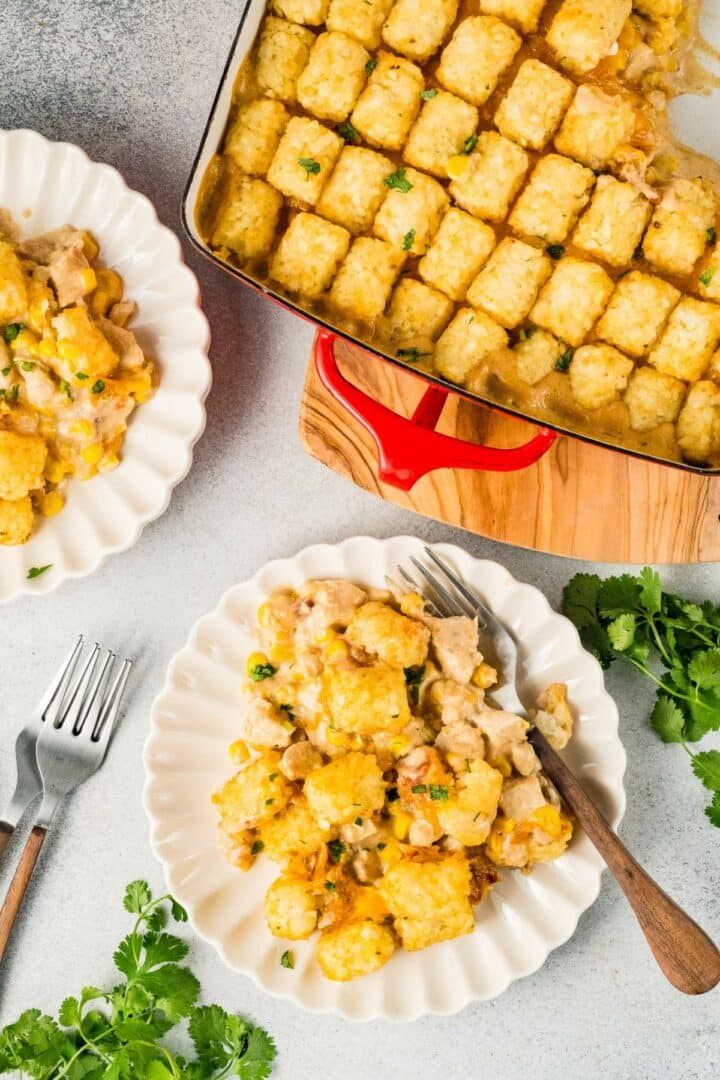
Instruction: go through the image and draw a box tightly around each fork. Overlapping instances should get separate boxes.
[0,641,131,963]
[400,547,720,996]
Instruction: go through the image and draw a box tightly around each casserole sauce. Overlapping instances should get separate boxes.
[196,0,720,468]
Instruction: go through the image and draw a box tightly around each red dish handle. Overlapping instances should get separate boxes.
[314,330,558,491]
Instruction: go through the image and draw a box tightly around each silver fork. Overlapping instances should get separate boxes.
[0,642,131,964]
[400,547,720,997]
[0,635,85,859]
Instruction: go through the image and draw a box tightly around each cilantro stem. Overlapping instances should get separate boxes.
[621,655,697,705]
[645,614,672,667]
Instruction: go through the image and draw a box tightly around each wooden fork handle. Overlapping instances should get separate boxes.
[0,825,47,965]
[0,823,13,860]
[530,732,720,995]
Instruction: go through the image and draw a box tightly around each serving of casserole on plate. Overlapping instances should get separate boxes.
[144,537,626,1020]
[189,0,720,472]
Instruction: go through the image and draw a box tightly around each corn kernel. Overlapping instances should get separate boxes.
[45,457,71,484]
[530,805,565,837]
[80,231,99,261]
[491,753,512,778]
[392,811,412,841]
[472,662,497,689]
[315,628,338,645]
[37,338,57,359]
[269,643,294,664]
[41,491,64,517]
[324,640,349,662]
[82,443,103,465]
[96,268,123,303]
[447,154,471,181]
[81,267,97,292]
[246,651,269,677]
[229,739,251,764]
[90,291,109,317]
[12,329,39,356]
[70,420,94,439]
[57,339,82,362]
[257,602,272,627]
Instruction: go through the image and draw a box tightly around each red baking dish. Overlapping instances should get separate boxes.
[182,0,719,490]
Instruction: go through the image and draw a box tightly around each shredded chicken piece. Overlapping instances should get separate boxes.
[499,776,547,822]
[511,740,540,777]
[475,710,528,757]
[351,849,382,883]
[109,299,137,327]
[97,315,145,370]
[48,245,92,307]
[280,740,323,781]
[240,697,293,749]
[434,721,485,760]
[408,819,435,847]
[425,679,482,726]
[427,615,484,683]
[340,818,378,846]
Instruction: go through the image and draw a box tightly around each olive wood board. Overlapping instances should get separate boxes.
[298,334,720,564]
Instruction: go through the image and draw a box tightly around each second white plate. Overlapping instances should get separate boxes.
[144,536,626,1021]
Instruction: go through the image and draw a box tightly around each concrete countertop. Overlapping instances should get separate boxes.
[0,3,717,1077]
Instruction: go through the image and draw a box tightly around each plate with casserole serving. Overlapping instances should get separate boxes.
[144,536,626,1020]
[0,129,211,601]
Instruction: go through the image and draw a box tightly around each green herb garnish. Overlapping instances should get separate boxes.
[280,950,294,969]
[0,880,276,1078]
[462,133,478,155]
[4,384,19,403]
[365,58,377,74]
[27,564,53,580]
[519,326,537,341]
[92,379,105,394]
[354,816,363,825]
[298,157,321,176]
[20,361,35,371]
[1,365,10,376]
[404,664,426,705]
[562,568,720,828]
[336,121,360,142]
[268,772,278,781]
[249,662,277,682]
[324,881,336,892]
[429,784,449,801]
[328,839,346,864]
[420,88,438,100]
[411,784,427,795]
[75,371,89,380]
[396,347,431,362]
[2,323,23,342]
[555,348,573,372]
[384,168,413,193]
[707,227,717,246]
[402,228,416,251]
[251,839,265,855]
[699,267,716,288]
[265,798,274,806]
[546,244,565,260]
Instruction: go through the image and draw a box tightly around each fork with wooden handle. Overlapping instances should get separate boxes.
[0,642,131,964]
[400,548,720,996]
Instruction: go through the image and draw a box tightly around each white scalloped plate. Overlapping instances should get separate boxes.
[144,537,626,1020]
[0,129,211,602]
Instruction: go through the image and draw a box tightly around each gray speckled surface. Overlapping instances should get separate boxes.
[0,2,718,1076]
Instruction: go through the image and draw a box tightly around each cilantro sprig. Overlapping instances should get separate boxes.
[563,569,720,827]
[0,880,277,1079]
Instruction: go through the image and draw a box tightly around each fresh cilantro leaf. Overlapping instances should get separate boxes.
[699,266,716,288]
[462,133,478,155]
[562,574,602,628]
[27,564,53,580]
[280,950,294,969]
[420,88,438,99]
[298,157,321,176]
[336,121,360,142]
[411,783,427,794]
[324,880,336,891]
[142,932,190,969]
[169,897,188,923]
[402,228,416,251]
[124,879,152,914]
[404,664,425,705]
[2,323,23,342]
[546,244,565,259]
[365,58,377,74]
[328,839,345,863]
[58,996,81,1026]
[684,693,720,742]
[251,839,264,855]
[650,696,686,743]
[707,227,717,246]
[237,1027,277,1080]
[705,791,720,828]
[687,648,720,692]
[691,750,720,791]
[249,662,276,682]
[113,933,142,979]
[554,347,573,372]
[597,574,641,618]
[384,168,413,193]
[607,613,636,652]
[141,964,200,1020]
[638,566,662,615]
[189,1005,245,1069]
[429,784,448,801]
[146,905,167,932]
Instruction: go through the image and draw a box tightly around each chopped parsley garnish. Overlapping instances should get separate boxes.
[265,798,274,806]
[546,244,565,260]
[281,949,294,969]
[268,772,278,781]
[699,266,717,288]
[429,784,449,801]
[21,360,35,371]
[386,786,400,802]
[411,783,427,795]
[402,228,416,251]
[404,664,426,706]
[396,347,430,362]
[4,384,19,403]
[328,839,346,864]
[75,371,89,380]
[1,365,10,376]
[298,157,321,176]
[555,347,573,372]
[707,227,717,246]
[420,88,438,100]
[465,758,471,773]
[279,703,295,720]
[2,323,23,342]
[384,168,413,193]
[27,564,53,580]
[518,326,537,341]
[92,379,106,394]
[377,842,386,851]
[336,121,360,142]
[249,661,277,682]
[365,58,377,74]
[251,839,264,855]
[462,133,478,155]
[324,880,336,892]
[354,816,363,825]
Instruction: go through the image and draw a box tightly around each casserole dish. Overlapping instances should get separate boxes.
[183,0,720,489]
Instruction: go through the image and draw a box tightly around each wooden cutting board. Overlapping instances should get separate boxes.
[298,333,720,563]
